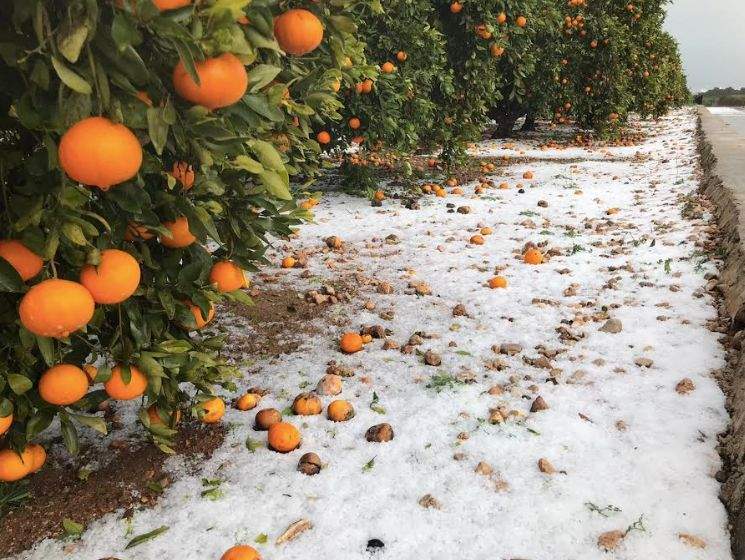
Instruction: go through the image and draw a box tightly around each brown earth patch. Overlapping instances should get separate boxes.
[0,422,225,557]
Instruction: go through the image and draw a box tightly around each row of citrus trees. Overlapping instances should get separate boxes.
[0,0,687,482]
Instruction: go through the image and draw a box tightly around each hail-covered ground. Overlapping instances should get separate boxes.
[17,108,732,559]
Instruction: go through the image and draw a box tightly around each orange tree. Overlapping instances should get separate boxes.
[0,0,370,467]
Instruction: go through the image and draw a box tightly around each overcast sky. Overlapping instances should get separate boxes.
[664,0,745,92]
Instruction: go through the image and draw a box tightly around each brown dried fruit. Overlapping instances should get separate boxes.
[530,396,549,412]
[537,458,556,474]
[298,452,322,476]
[366,423,394,442]
[597,530,625,551]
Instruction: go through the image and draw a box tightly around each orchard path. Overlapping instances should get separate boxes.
[19,108,732,560]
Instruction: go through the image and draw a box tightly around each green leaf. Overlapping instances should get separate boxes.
[7,374,33,395]
[0,258,25,292]
[51,57,92,94]
[147,107,170,155]
[247,64,282,93]
[61,414,80,455]
[62,518,84,537]
[328,15,357,33]
[58,24,90,64]
[69,413,108,435]
[250,140,284,170]
[111,13,142,51]
[255,533,268,544]
[232,155,264,174]
[36,336,55,367]
[125,526,169,549]
[62,223,89,246]
[259,170,291,201]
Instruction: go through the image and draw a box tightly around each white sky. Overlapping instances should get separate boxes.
[664,0,745,91]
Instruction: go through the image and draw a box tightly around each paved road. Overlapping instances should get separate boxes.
[707,106,745,137]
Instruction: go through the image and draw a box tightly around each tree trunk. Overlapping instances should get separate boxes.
[521,113,536,132]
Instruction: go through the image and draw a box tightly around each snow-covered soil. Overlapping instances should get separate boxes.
[16,109,732,560]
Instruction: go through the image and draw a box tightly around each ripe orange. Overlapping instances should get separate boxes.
[348,117,361,130]
[186,301,215,329]
[147,404,182,427]
[59,117,142,190]
[0,448,34,482]
[381,62,396,74]
[160,216,196,248]
[0,240,43,281]
[124,222,155,242]
[152,0,191,9]
[171,161,195,190]
[488,276,508,289]
[362,79,374,93]
[470,235,485,245]
[373,190,385,202]
[198,397,226,424]
[26,443,46,473]
[173,53,248,110]
[281,256,296,268]
[340,332,363,353]
[327,400,355,422]
[316,131,331,145]
[523,171,534,179]
[293,393,323,416]
[523,248,543,265]
[38,364,89,405]
[83,365,98,384]
[516,16,527,27]
[19,279,95,338]
[497,12,507,24]
[267,422,301,453]
[0,413,13,437]
[331,79,341,92]
[396,51,408,62]
[236,392,261,411]
[450,2,463,13]
[209,261,248,293]
[221,545,261,560]
[274,9,324,56]
[80,249,141,304]
[105,365,148,400]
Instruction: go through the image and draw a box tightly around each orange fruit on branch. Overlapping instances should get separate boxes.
[171,161,195,190]
[209,260,248,293]
[381,62,396,74]
[0,448,34,482]
[327,400,355,422]
[316,131,331,145]
[38,364,89,405]
[0,240,43,281]
[124,222,155,242]
[396,51,408,62]
[221,545,261,560]
[185,301,215,329]
[198,397,226,424]
[267,422,301,453]
[153,0,192,9]
[59,117,142,190]
[105,365,148,400]
[516,16,527,27]
[340,332,363,353]
[497,12,507,24]
[80,249,141,304]
[19,279,95,338]
[274,9,324,56]
[160,216,196,248]
[450,2,462,13]
[147,404,182,427]
[26,443,46,473]
[173,53,248,110]
[348,117,361,130]
[0,413,12,438]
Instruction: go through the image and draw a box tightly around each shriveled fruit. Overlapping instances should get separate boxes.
[523,248,543,265]
[274,9,324,56]
[173,53,248,110]
[26,443,46,473]
[58,117,142,190]
[0,240,43,281]
[186,301,215,329]
[105,365,148,400]
[221,545,261,560]
[315,374,342,396]
[80,249,141,304]
[366,423,394,442]
[198,397,226,424]
[488,276,508,289]
[298,452,322,475]
[209,261,248,293]
[255,408,282,430]
[327,400,355,422]
[0,413,12,437]
[340,332,363,354]
[19,279,95,338]
[268,422,301,453]
[236,392,261,411]
[160,216,196,248]
[293,392,323,416]
[523,170,534,179]
[171,161,195,190]
[0,448,34,482]
[38,364,89,405]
